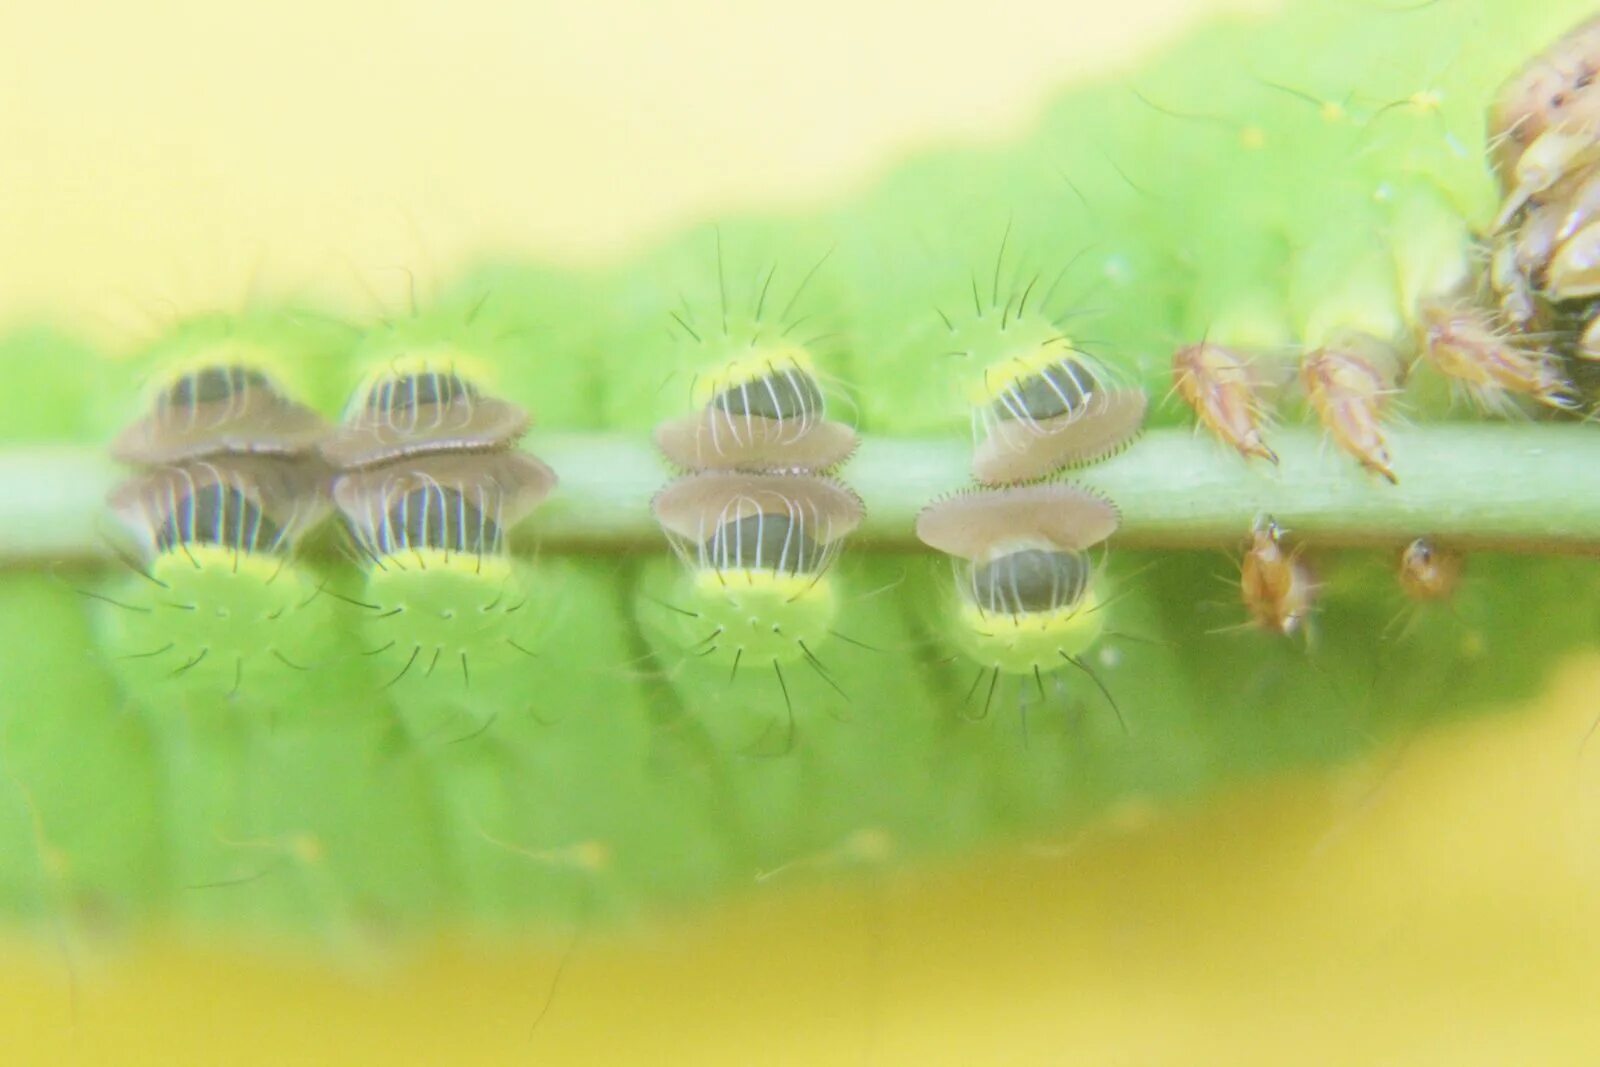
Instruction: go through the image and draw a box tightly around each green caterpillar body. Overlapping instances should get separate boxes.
[2,0,1599,942]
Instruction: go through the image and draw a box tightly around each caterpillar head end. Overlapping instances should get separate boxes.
[918,484,1120,679]
[112,361,330,465]
[969,345,1146,485]
[323,358,530,470]
[331,451,557,565]
[651,472,863,667]
[915,483,1119,563]
[653,409,858,473]
[662,345,856,472]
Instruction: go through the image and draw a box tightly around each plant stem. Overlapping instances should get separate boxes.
[8,426,1600,564]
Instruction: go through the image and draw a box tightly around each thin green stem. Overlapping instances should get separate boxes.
[7,426,1600,564]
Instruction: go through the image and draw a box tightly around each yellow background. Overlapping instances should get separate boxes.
[6,0,1600,1063]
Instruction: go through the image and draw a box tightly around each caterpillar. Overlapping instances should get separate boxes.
[650,296,861,473]
[911,463,1177,831]
[3,0,1600,942]
[629,468,897,876]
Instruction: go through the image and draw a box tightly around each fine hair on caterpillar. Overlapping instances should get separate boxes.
[321,348,532,469]
[644,471,866,753]
[95,456,335,705]
[316,321,563,730]
[103,311,356,464]
[112,362,329,465]
[654,344,860,473]
[925,227,1149,485]
[652,471,864,579]
[22,0,1600,943]
[638,232,859,473]
[329,451,558,709]
[970,340,1148,485]
[111,456,328,563]
[331,452,556,574]
[94,315,343,708]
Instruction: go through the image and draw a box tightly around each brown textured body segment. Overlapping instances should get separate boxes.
[112,365,329,465]
[651,472,863,546]
[1419,302,1574,410]
[1489,13,1600,188]
[330,450,558,565]
[321,369,530,470]
[108,454,332,559]
[1486,13,1600,383]
[1300,340,1398,484]
[654,409,858,473]
[1171,342,1278,465]
[971,386,1146,486]
[1239,517,1316,637]
[915,483,1119,562]
[1397,538,1463,603]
